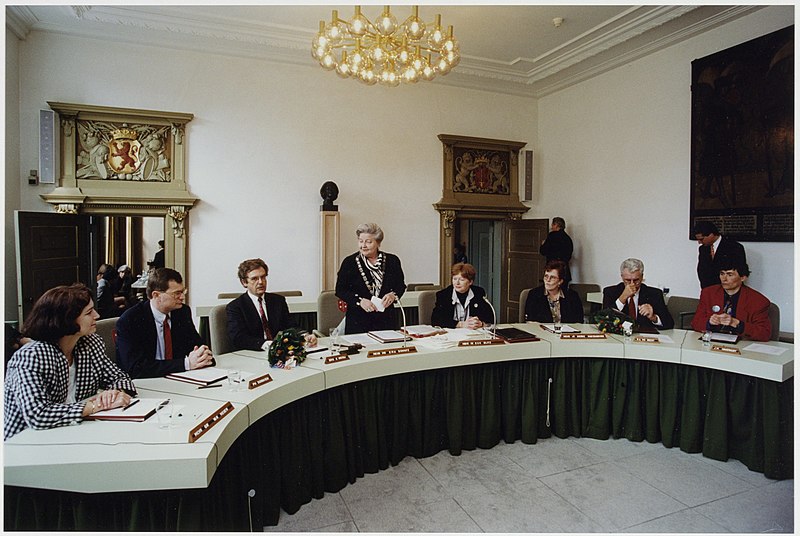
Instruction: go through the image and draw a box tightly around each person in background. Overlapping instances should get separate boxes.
[335,223,406,334]
[95,263,118,319]
[226,258,317,351]
[453,243,468,264]
[539,217,573,286]
[602,258,674,331]
[431,263,494,329]
[4,284,136,439]
[525,260,584,324]
[691,257,771,341]
[116,268,213,378]
[693,221,747,289]
[150,240,165,270]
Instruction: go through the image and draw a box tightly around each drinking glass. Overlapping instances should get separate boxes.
[553,312,562,332]
[329,327,340,351]
[156,402,173,429]
[702,330,712,346]
[227,369,242,391]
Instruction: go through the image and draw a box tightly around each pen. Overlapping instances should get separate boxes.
[198,384,222,389]
[121,399,140,412]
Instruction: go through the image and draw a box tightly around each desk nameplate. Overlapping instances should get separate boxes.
[459,339,505,347]
[325,353,350,364]
[633,336,660,344]
[248,373,273,390]
[367,346,418,358]
[561,333,607,340]
[711,344,742,355]
[189,401,234,443]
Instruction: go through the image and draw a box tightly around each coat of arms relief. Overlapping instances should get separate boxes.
[76,121,172,181]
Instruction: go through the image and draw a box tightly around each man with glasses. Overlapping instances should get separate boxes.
[116,268,213,378]
[226,258,316,351]
[602,258,674,331]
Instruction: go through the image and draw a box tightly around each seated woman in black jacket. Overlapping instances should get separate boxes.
[431,263,495,329]
[524,260,584,324]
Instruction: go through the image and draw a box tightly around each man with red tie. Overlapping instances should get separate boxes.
[116,268,213,378]
[602,258,674,331]
[693,221,746,289]
[226,259,317,352]
[691,257,771,341]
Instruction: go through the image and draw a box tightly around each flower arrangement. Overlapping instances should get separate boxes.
[593,308,635,335]
[268,328,308,369]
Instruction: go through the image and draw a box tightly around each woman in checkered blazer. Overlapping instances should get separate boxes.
[4,284,137,439]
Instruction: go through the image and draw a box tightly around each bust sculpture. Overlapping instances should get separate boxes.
[320,181,339,212]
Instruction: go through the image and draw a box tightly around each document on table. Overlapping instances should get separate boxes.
[742,343,788,356]
[540,324,580,333]
[656,334,675,344]
[339,333,378,346]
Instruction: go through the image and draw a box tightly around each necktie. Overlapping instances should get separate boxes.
[163,315,173,360]
[258,298,273,340]
[710,243,715,259]
[628,298,637,320]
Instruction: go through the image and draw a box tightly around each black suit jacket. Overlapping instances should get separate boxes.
[697,236,747,289]
[115,300,204,378]
[539,229,573,282]
[226,292,295,351]
[602,282,674,330]
[335,252,406,334]
[524,285,584,324]
[430,285,495,328]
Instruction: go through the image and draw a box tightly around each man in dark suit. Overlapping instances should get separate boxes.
[602,258,674,331]
[116,268,213,378]
[693,221,746,289]
[539,217,573,285]
[226,259,317,351]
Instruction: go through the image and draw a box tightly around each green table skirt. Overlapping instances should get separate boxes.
[5,358,793,531]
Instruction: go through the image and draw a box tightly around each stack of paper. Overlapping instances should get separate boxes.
[368,330,412,343]
[166,367,228,386]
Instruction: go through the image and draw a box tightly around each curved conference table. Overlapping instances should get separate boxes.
[5,323,793,531]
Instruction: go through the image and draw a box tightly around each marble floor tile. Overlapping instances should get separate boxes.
[496,436,605,478]
[454,481,602,533]
[265,492,352,532]
[309,520,360,532]
[622,508,731,533]
[691,451,781,488]
[540,461,685,531]
[346,496,481,533]
[693,479,794,533]
[338,456,448,507]
[566,436,657,461]
[419,447,543,497]
[614,446,754,507]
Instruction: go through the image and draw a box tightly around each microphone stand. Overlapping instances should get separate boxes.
[396,294,408,347]
[482,295,498,339]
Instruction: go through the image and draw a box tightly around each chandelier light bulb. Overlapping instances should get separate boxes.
[312,5,459,87]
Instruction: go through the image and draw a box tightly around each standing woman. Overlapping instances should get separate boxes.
[335,223,406,334]
[431,263,494,329]
[524,260,584,323]
[95,263,118,319]
[4,284,136,439]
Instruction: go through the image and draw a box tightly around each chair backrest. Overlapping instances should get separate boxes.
[217,292,241,299]
[569,283,601,318]
[518,288,533,323]
[209,304,234,355]
[95,317,118,362]
[406,283,431,291]
[414,284,442,291]
[317,290,345,336]
[416,290,437,326]
[768,302,780,341]
[666,295,700,330]
[272,290,302,297]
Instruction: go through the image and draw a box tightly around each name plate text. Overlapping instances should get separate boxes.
[325,353,350,364]
[367,346,417,358]
[458,338,505,347]
[711,344,741,355]
[248,373,273,390]
[633,336,660,344]
[560,333,607,340]
[189,401,234,443]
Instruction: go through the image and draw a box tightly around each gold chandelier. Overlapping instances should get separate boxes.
[311,5,460,86]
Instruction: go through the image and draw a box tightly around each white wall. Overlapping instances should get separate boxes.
[535,5,794,332]
[5,30,21,320]
[9,31,538,319]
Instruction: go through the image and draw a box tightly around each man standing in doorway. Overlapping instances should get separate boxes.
[540,217,573,285]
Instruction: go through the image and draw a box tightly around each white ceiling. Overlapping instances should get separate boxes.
[6,4,764,97]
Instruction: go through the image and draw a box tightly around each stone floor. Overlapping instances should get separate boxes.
[264,436,794,533]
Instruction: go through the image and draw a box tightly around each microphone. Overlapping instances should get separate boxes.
[482,295,498,339]
[395,294,408,347]
[712,305,721,313]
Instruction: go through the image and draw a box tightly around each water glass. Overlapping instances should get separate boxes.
[329,327,340,350]
[227,369,242,391]
[156,402,173,429]
[553,313,562,332]
[702,330,712,346]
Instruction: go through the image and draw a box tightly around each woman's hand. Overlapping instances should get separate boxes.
[84,389,131,415]
[460,317,484,330]
[381,292,397,309]
[359,298,376,312]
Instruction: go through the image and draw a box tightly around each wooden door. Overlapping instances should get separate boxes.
[500,219,549,323]
[15,211,91,320]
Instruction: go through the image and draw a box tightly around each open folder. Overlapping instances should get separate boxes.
[85,398,168,422]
